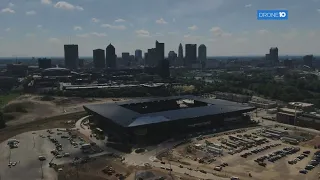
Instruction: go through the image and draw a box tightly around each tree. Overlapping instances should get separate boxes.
[0,111,6,129]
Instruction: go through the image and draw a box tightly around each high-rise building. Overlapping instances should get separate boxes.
[64,44,79,69]
[144,52,148,65]
[156,41,165,64]
[147,48,157,66]
[122,52,130,66]
[135,49,143,62]
[185,44,197,67]
[303,55,313,67]
[168,51,177,64]
[93,49,106,69]
[158,59,170,79]
[106,44,116,68]
[198,44,207,63]
[79,59,84,68]
[269,47,279,64]
[178,43,184,66]
[38,58,51,69]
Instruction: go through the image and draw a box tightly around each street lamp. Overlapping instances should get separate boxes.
[39,159,45,179]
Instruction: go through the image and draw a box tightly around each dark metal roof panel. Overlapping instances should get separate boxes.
[84,103,140,127]
[84,96,256,128]
[129,103,255,127]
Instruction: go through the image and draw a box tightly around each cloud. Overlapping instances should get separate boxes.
[91,18,100,23]
[41,0,52,5]
[156,18,168,24]
[37,25,43,28]
[77,32,107,38]
[281,29,298,40]
[8,3,14,7]
[257,29,269,35]
[1,8,15,13]
[210,27,232,37]
[25,33,36,37]
[154,33,164,37]
[172,18,176,22]
[188,25,198,31]
[115,19,125,23]
[168,32,178,35]
[73,26,82,31]
[135,29,150,37]
[169,0,224,17]
[245,4,252,8]
[101,24,126,30]
[48,37,61,43]
[54,1,84,11]
[184,34,203,41]
[26,11,36,15]
[307,31,316,38]
[235,37,247,43]
[317,9,320,13]
[5,28,11,32]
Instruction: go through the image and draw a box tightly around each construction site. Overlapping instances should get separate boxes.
[157,127,320,180]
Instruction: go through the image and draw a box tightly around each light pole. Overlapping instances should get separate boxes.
[39,160,44,179]
[8,146,11,164]
[33,136,35,148]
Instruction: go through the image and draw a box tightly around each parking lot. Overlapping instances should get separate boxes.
[158,127,320,180]
[0,128,103,180]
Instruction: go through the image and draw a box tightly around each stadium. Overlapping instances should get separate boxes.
[83,95,256,145]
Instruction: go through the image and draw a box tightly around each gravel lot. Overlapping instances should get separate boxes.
[0,128,92,180]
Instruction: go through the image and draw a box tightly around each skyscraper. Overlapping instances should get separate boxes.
[156,41,165,64]
[177,43,184,66]
[135,49,143,62]
[122,52,130,66]
[64,44,79,69]
[168,51,177,64]
[185,44,197,67]
[147,48,157,66]
[106,44,116,68]
[269,47,279,64]
[93,49,105,69]
[144,52,148,66]
[198,44,207,63]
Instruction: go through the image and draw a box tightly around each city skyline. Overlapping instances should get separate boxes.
[1,0,320,57]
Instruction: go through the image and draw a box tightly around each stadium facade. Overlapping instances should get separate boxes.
[83,95,256,144]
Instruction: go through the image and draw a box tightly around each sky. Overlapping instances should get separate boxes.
[0,0,320,57]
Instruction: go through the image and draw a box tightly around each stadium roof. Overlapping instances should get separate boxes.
[83,95,255,128]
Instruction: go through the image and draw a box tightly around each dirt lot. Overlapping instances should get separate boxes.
[57,155,191,180]
[160,128,320,180]
[2,94,128,126]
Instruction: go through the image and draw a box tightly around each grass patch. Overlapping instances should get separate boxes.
[0,93,20,108]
